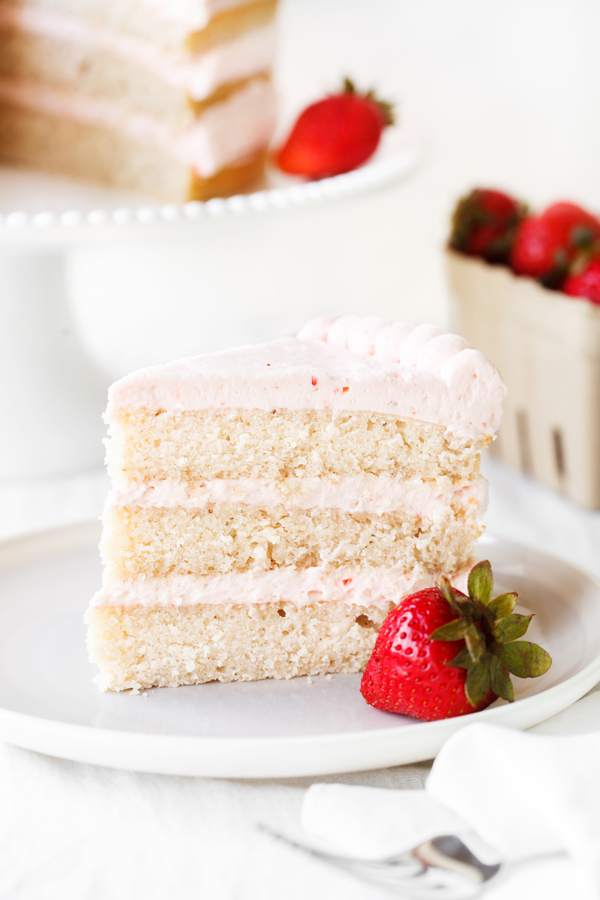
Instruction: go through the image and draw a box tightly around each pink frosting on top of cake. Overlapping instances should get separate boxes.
[107,316,506,439]
[108,474,488,520]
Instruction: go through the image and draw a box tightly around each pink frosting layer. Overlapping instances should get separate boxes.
[0,5,276,102]
[0,76,276,176]
[93,566,465,609]
[108,475,488,519]
[107,316,506,439]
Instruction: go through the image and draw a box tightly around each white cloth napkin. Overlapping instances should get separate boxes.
[303,714,600,899]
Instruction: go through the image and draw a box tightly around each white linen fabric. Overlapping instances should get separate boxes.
[302,699,600,900]
[0,740,430,900]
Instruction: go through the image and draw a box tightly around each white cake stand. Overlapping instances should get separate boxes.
[0,111,425,483]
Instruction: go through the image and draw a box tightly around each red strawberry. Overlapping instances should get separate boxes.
[275,78,394,179]
[564,256,600,305]
[449,188,526,264]
[541,201,600,247]
[361,561,552,721]
[361,587,492,719]
[511,202,600,287]
[510,216,569,285]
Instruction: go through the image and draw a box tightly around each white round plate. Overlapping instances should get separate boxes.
[0,105,424,241]
[0,523,598,778]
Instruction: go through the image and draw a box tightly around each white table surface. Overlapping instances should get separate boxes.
[2,0,600,897]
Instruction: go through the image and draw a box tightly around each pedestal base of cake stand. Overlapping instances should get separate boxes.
[0,249,108,481]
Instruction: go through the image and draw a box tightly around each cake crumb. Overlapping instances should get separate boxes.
[326,675,333,681]
[306,676,313,685]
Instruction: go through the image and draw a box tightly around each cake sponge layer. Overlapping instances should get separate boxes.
[86,600,395,691]
[102,504,481,578]
[0,102,267,199]
[107,410,486,483]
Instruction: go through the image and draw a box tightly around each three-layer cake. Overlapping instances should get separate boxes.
[87,315,506,691]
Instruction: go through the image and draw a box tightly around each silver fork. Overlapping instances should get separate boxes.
[258,824,502,898]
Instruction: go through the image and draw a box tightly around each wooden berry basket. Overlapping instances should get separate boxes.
[446,248,600,508]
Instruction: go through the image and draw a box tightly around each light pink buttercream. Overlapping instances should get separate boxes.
[0,5,276,102]
[106,316,506,439]
[0,76,276,176]
[93,566,453,609]
[108,475,488,520]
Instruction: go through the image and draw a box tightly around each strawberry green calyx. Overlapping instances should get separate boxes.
[568,240,600,279]
[449,189,527,264]
[342,76,395,127]
[430,560,552,709]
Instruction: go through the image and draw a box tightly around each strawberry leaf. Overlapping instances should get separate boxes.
[455,596,479,618]
[488,592,518,619]
[573,225,595,248]
[342,77,395,127]
[465,624,485,664]
[465,656,491,708]
[495,641,552,678]
[446,648,472,669]
[490,656,514,703]
[438,579,477,619]
[430,618,470,642]
[468,560,493,606]
[438,576,461,613]
[494,613,534,643]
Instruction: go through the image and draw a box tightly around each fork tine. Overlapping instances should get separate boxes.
[256,823,492,899]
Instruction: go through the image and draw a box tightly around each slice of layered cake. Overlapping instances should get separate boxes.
[0,0,278,199]
[86,315,506,691]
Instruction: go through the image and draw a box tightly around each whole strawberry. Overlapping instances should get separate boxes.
[275,78,394,179]
[361,561,552,721]
[541,201,600,247]
[449,188,526,264]
[564,256,600,305]
[511,201,600,287]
